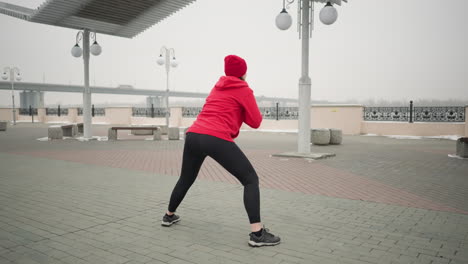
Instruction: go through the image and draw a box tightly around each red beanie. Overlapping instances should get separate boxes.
[224,55,247,78]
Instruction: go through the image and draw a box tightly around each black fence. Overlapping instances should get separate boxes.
[132,106,168,118]
[260,106,299,120]
[19,107,38,116]
[46,106,68,116]
[364,102,465,122]
[182,107,202,118]
[182,106,299,120]
[78,105,105,117]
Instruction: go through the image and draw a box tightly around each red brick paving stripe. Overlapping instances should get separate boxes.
[12,149,468,215]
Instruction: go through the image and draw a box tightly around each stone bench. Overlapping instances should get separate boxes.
[456,137,468,158]
[0,121,6,131]
[131,125,156,135]
[61,124,78,137]
[108,126,161,141]
[77,123,84,134]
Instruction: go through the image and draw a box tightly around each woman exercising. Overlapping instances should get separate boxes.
[162,55,280,247]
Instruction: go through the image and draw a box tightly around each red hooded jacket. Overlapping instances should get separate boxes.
[187,76,263,142]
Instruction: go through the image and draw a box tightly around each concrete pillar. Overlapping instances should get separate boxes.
[159,125,168,135]
[108,128,117,140]
[153,129,162,140]
[168,127,180,140]
[68,108,78,123]
[465,106,468,137]
[170,107,182,128]
[37,108,46,123]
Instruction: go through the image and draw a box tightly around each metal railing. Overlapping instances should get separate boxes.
[260,106,299,120]
[132,106,168,118]
[78,105,105,117]
[19,107,38,116]
[46,106,68,116]
[364,102,465,122]
[182,107,202,118]
[414,107,465,122]
[182,106,299,120]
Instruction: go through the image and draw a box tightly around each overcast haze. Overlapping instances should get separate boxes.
[1,0,467,107]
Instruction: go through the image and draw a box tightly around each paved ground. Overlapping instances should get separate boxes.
[1,123,467,264]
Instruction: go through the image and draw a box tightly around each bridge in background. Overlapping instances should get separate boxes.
[0,81,298,106]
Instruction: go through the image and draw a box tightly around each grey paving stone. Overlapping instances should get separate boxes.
[1,127,468,264]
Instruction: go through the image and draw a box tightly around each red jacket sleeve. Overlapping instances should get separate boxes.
[241,90,263,129]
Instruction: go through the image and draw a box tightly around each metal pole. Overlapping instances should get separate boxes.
[29,105,33,123]
[165,49,170,128]
[298,0,312,154]
[82,29,92,138]
[11,71,16,125]
[276,102,279,121]
[409,100,413,123]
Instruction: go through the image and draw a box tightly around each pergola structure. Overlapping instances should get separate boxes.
[0,0,196,138]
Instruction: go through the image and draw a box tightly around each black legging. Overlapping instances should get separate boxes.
[168,132,261,224]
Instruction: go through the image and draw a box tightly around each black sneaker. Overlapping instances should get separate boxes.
[161,214,180,226]
[248,227,281,247]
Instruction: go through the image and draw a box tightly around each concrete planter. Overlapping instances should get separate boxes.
[456,137,468,158]
[0,121,6,131]
[329,129,343,145]
[311,128,330,145]
[168,127,180,140]
[48,126,63,140]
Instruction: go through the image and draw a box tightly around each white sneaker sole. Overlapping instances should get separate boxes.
[161,218,180,227]
[248,240,281,247]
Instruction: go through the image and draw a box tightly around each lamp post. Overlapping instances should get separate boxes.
[157,47,178,128]
[276,0,346,154]
[2,67,22,125]
[71,30,102,139]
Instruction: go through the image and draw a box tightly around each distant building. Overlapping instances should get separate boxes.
[20,91,44,109]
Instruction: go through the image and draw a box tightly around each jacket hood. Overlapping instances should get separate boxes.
[214,76,248,91]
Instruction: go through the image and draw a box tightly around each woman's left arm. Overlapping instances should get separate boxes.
[241,90,263,129]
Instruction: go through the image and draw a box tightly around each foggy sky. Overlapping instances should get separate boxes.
[1,0,467,107]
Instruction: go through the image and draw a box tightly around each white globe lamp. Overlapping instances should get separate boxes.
[157,55,165,66]
[71,44,83,58]
[276,8,293,30]
[90,41,102,56]
[320,2,338,25]
[170,58,178,68]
